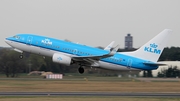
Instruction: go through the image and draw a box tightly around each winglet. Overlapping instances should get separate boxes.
[104,41,115,51]
[109,44,119,55]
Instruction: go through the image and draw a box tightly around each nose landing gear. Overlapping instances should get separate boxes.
[19,54,23,59]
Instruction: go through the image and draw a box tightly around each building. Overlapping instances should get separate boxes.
[125,33,133,49]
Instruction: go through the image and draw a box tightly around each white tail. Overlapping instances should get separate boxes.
[122,29,172,62]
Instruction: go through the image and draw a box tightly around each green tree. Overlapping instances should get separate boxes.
[0,49,26,77]
[28,54,45,71]
[159,47,180,61]
[147,70,153,77]
[157,66,180,78]
[142,70,153,77]
[39,64,47,72]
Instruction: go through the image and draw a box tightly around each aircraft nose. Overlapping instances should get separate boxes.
[5,38,8,43]
[5,38,11,45]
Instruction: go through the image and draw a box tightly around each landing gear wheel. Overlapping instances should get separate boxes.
[19,54,23,59]
[78,67,84,74]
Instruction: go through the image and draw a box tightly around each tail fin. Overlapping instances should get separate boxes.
[122,29,172,62]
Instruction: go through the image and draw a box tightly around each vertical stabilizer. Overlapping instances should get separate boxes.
[122,29,172,62]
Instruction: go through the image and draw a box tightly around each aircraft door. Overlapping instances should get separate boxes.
[27,36,33,45]
[73,49,78,55]
[127,59,132,69]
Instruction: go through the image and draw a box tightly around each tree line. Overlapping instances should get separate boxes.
[0,48,77,77]
[0,47,180,77]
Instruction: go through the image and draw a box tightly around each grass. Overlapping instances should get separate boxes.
[0,76,179,92]
[0,76,180,100]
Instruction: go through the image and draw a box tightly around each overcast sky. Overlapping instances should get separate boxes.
[0,0,179,48]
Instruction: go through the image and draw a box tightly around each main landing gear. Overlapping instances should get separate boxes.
[78,67,84,74]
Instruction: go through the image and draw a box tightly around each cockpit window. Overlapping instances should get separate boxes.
[13,35,20,39]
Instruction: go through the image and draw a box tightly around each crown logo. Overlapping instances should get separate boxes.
[150,43,158,48]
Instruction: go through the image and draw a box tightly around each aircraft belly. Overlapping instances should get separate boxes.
[9,41,31,53]
[9,41,54,57]
[9,41,75,59]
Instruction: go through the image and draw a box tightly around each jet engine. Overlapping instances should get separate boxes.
[52,53,72,66]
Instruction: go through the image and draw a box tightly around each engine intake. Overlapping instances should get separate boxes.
[52,53,72,66]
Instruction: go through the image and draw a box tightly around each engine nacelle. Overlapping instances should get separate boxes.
[52,53,72,66]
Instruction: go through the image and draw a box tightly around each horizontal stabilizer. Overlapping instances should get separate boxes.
[143,62,167,66]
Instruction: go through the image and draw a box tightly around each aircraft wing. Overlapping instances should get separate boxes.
[72,45,119,64]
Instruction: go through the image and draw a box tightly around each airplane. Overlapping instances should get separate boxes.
[5,29,172,74]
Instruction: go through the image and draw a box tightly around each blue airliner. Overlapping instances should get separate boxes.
[5,29,172,74]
